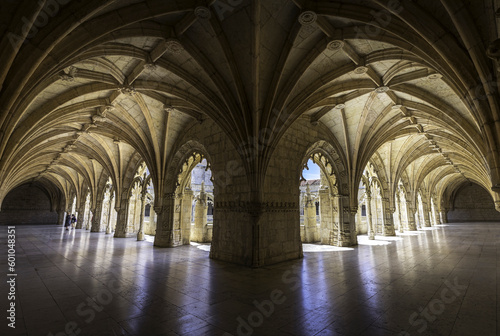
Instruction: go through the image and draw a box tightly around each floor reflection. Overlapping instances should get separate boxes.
[357,235,393,246]
[5,222,498,336]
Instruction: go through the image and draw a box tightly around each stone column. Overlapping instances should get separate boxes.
[85,211,91,230]
[356,204,363,234]
[192,183,209,242]
[396,193,404,233]
[440,208,448,224]
[57,210,65,226]
[75,206,84,229]
[154,193,177,247]
[147,206,156,235]
[366,191,375,240]
[337,195,357,246]
[421,202,432,227]
[319,188,332,244]
[180,189,194,244]
[128,196,138,233]
[331,194,340,246]
[382,198,395,236]
[303,184,317,243]
[90,201,103,232]
[372,194,380,235]
[348,207,359,246]
[416,208,422,229]
[433,201,441,225]
[137,193,147,241]
[406,203,417,230]
[106,193,115,234]
[114,203,131,238]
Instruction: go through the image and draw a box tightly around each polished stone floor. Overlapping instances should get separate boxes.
[0,222,498,336]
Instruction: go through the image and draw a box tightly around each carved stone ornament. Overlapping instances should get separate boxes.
[354,66,368,74]
[327,40,344,51]
[194,6,211,20]
[92,115,106,123]
[375,86,389,93]
[119,86,136,96]
[143,63,157,71]
[298,11,317,25]
[165,38,183,54]
[59,73,74,82]
[486,39,500,60]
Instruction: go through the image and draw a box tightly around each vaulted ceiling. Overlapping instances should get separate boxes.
[0,0,499,206]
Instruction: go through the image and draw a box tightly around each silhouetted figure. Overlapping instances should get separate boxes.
[64,214,71,231]
[71,214,77,229]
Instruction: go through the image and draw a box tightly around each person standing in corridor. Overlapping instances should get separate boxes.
[64,214,71,231]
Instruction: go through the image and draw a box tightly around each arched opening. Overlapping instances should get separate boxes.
[82,191,91,229]
[416,192,424,229]
[102,179,116,234]
[299,153,340,246]
[172,154,214,245]
[123,162,153,241]
[430,196,439,225]
[189,158,214,243]
[300,159,320,242]
[70,196,77,218]
[143,179,155,236]
[394,181,412,231]
[372,180,383,235]
[358,179,368,236]
[358,164,386,239]
[447,183,500,222]
[127,180,143,234]
[0,183,58,225]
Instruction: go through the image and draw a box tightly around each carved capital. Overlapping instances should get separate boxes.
[92,115,106,123]
[165,38,183,54]
[164,104,174,112]
[487,39,500,69]
[59,73,74,82]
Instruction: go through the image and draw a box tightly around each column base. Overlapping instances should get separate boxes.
[113,231,136,238]
[137,232,144,241]
[337,241,355,247]
[191,227,210,243]
[407,223,418,231]
[153,230,178,247]
[384,226,396,236]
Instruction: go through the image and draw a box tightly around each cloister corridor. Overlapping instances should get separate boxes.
[1,222,497,336]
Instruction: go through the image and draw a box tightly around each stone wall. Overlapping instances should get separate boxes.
[447,184,500,222]
[0,184,58,225]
